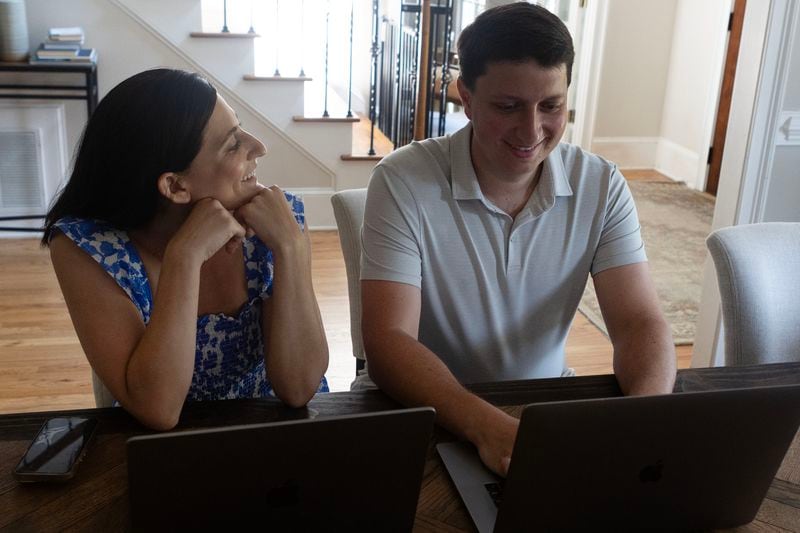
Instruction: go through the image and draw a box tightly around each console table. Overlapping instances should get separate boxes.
[0,61,98,232]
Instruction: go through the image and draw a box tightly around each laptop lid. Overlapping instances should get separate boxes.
[127,407,435,531]
[439,385,800,532]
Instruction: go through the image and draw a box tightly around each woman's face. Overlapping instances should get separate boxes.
[180,95,267,210]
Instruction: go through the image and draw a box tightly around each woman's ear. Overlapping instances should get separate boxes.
[157,172,192,204]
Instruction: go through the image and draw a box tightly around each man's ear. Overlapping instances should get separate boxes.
[157,172,192,204]
[457,77,473,119]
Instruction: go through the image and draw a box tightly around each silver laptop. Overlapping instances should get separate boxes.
[128,407,435,531]
[438,385,800,532]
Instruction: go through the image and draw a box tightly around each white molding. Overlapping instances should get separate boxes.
[572,0,609,151]
[590,137,658,168]
[776,111,800,144]
[654,138,700,187]
[738,0,798,225]
[109,0,335,181]
[288,188,337,228]
[692,0,796,368]
[694,0,734,194]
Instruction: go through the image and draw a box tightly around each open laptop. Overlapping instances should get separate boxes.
[438,385,800,532]
[128,407,435,531]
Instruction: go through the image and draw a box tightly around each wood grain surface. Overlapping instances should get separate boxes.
[1,363,798,532]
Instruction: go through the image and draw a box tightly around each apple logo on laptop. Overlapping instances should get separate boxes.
[639,460,664,483]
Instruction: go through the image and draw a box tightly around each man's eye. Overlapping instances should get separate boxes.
[229,139,242,151]
[495,103,517,112]
[541,103,562,112]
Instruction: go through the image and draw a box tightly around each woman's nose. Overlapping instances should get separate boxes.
[247,132,267,159]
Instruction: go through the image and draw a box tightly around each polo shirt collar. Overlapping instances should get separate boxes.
[450,124,482,200]
[449,123,574,209]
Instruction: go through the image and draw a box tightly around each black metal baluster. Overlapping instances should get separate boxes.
[368,0,380,155]
[273,0,281,76]
[299,0,306,77]
[222,0,229,33]
[426,4,438,139]
[323,2,330,117]
[347,0,355,118]
[438,0,454,136]
[391,22,401,145]
[408,6,420,146]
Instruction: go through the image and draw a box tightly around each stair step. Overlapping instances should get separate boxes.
[244,74,312,82]
[293,116,360,123]
[190,31,259,39]
[340,154,384,161]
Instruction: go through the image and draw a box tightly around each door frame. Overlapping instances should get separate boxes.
[693,0,797,367]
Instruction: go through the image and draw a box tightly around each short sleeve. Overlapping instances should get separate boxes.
[51,217,153,322]
[360,164,423,287]
[590,167,648,275]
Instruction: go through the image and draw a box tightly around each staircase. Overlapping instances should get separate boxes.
[110,0,389,228]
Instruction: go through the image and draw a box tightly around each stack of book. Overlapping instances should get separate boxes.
[30,27,97,64]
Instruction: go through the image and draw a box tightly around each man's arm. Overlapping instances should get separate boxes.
[362,279,519,476]
[593,262,676,395]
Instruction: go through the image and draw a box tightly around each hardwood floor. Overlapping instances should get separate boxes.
[0,169,693,414]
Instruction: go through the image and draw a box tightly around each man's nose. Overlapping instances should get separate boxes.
[518,108,543,143]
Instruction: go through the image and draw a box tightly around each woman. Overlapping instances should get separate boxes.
[43,68,329,430]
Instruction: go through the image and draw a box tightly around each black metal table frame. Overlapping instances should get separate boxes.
[0,62,98,232]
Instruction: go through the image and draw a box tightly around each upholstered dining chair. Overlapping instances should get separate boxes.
[91,369,114,407]
[706,222,800,366]
[331,189,369,384]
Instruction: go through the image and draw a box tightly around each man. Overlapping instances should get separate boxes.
[360,2,676,477]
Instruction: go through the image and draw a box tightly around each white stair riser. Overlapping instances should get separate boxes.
[286,122,354,162]
[236,82,306,125]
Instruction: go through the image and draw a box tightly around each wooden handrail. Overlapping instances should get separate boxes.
[414,0,432,141]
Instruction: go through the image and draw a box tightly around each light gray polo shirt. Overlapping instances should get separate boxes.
[361,123,647,383]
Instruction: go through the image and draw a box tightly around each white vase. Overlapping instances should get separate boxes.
[0,0,30,62]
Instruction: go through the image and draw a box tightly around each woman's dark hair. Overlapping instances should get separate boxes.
[42,68,217,245]
[457,2,575,90]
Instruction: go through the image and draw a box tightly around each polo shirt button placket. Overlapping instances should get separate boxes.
[507,233,522,274]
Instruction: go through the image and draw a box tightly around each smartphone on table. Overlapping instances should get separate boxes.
[13,416,98,482]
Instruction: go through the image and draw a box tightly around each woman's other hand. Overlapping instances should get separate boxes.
[169,198,247,264]
[234,185,306,256]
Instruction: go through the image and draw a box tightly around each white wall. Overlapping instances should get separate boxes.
[656,0,730,189]
[693,0,800,367]
[589,0,729,185]
[590,0,677,167]
[14,0,381,227]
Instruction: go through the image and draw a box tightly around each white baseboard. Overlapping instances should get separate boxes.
[288,188,336,229]
[591,137,659,169]
[655,138,702,188]
[590,136,706,189]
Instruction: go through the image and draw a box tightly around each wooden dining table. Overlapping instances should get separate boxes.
[1,362,799,531]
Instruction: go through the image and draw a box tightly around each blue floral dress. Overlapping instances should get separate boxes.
[53,194,329,402]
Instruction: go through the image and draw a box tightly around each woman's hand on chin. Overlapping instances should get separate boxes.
[234,185,307,256]
[168,197,247,265]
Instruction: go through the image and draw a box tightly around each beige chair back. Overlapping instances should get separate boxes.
[331,189,368,372]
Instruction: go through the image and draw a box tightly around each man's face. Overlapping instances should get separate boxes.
[458,60,568,184]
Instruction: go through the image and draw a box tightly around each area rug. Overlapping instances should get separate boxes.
[578,181,715,345]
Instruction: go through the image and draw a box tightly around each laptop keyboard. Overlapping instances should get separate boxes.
[484,480,505,507]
